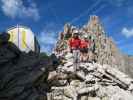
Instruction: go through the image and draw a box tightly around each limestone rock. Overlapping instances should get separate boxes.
[48,60,133,100]
[50,15,133,100]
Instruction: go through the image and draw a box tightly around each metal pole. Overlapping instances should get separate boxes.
[17,24,19,49]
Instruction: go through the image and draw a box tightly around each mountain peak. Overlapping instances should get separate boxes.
[48,15,133,99]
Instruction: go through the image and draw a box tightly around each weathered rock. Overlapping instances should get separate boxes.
[80,96,88,100]
[88,97,100,100]
[47,60,133,100]
[97,85,133,100]
[0,33,52,100]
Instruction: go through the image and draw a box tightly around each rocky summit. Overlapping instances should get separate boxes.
[0,15,133,100]
[47,15,133,100]
[55,15,133,78]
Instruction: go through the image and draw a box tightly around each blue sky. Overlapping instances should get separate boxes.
[0,0,133,55]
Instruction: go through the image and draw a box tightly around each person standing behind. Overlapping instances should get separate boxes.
[80,35,90,62]
[87,36,95,63]
[68,30,81,71]
[91,39,97,63]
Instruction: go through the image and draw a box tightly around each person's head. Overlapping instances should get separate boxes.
[73,33,79,39]
[73,30,79,39]
[84,35,88,41]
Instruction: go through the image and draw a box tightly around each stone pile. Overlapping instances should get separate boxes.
[47,60,133,100]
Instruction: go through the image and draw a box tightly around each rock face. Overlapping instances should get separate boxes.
[123,55,133,78]
[54,15,133,78]
[0,33,53,100]
[50,15,133,100]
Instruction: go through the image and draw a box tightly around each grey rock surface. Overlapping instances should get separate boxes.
[0,33,53,100]
[50,15,133,99]
[55,15,133,78]
[47,60,133,100]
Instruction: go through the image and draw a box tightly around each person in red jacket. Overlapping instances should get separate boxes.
[69,32,81,52]
[68,31,81,71]
[80,35,90,62]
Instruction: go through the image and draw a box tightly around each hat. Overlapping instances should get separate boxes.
[84,35,88,38]
[73,30,79,34]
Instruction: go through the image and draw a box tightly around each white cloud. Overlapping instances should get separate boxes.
[38,30,57,53]
[39,30,57,45]
[37,23,61,53]
[1,0,40,20]
[122,27,133,38]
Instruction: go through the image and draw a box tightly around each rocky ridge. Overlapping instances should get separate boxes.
[46,15,133,100]
[55,15,133,78]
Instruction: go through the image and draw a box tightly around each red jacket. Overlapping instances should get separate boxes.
[69,38,81,49]
[80,40,89,49]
